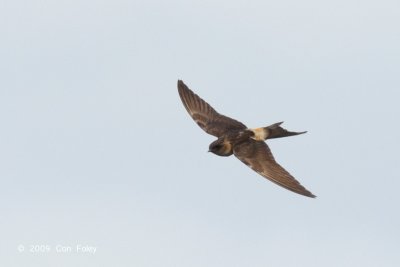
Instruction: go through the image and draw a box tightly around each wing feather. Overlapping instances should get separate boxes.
[178,80,246,137]
[233,139,316,198]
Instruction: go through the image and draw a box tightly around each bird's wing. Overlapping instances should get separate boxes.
[178,80,246,137]
[233,139,315,198]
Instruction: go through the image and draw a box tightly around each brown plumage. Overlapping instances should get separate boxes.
[177,80,315,198]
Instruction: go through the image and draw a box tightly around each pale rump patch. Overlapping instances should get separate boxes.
[250,127,268,141]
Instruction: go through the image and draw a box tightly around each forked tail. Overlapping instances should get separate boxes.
[250,122,307,141]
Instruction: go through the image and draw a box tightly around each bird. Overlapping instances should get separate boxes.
[177,80,316,198]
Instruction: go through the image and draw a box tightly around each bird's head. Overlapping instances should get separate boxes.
[208,138,233,157]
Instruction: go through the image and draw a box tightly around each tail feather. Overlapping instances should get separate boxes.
[250,122,306,141]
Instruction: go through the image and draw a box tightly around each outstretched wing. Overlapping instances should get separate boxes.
[233,139,315,198]
[178,80,246,137]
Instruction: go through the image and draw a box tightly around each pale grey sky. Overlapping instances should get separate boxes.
[1,0,400,266]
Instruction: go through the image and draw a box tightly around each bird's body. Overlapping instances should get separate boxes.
[208,129,252,156]
[177,80,315,198]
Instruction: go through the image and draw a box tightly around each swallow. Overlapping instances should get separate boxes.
[178,80,316,198]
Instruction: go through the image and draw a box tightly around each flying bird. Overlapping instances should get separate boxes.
[177,80,315,198]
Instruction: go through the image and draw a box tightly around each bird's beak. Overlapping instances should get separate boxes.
[207,150,211,153]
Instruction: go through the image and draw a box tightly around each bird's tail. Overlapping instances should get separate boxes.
[250,122,307,141]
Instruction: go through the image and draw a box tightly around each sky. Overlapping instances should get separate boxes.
[1,0,400,266]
